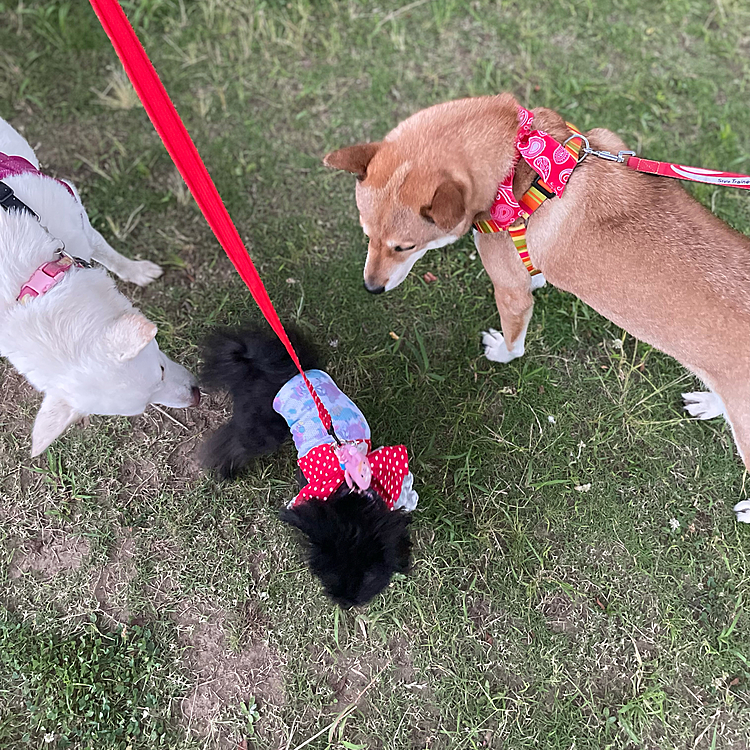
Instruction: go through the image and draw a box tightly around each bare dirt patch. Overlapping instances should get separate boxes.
[174,600,285,747]
[8,532,91,580]
[142,538,183,609]
[538,592,589,635]
[92,534,137,624]
[316,647,390,717]
[388,635,416,684]
[121,392,231,497]
[117,453,163,507]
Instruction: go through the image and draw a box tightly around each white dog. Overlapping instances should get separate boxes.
[0,117,199,456]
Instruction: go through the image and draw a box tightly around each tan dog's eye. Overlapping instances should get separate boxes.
[394,244,416,252]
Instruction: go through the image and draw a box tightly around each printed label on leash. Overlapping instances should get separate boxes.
[626,156,750,190]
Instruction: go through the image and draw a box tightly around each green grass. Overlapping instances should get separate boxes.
[1,0,750,748]
[0,620,177,748]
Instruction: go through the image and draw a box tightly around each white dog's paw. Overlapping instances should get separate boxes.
[733,500,750,523]
[120,260,163,286]
[482,328,523,364]
[682,391,725,420]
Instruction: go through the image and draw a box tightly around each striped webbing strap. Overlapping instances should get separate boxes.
[475,122,583,276]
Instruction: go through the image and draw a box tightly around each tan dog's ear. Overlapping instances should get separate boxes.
[420,180,466,232]
[32,394,82,456]
[105,313,157,362]
[323,143,380,181]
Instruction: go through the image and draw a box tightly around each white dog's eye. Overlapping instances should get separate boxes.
[394,244,416,252]
[160,364,166,380]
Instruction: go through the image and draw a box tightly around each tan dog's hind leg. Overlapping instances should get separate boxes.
[696,383,750,523]
[475,230,537,363]
[723,406,750,523]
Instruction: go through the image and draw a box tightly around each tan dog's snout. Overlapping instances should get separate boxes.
[363,241,434,293]
[363,279,386,294]
[363,244,388,293]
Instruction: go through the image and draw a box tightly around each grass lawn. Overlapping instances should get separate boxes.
[1,0,750,747]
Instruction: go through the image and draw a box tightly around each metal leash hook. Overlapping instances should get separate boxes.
[59,246,94,269]
[563,133,636,164]
[326,423,343,447]
[588,148,637,163]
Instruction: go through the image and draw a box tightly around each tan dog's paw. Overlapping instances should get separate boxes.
[733,500,750,523]
[121,260,163,286]
[482,329,523,364]
[682,391,725,420]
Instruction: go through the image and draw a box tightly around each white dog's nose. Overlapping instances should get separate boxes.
[190,386,201,407]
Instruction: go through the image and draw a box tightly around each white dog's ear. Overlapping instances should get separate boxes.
[105,313,157,361]
[32,395,82,457]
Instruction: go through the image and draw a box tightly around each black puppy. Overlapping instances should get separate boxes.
[201,327,415,607]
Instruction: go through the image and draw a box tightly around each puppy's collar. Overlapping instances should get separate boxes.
[474,107,584,275]
[17,251,91,305]
[292,440,410,509]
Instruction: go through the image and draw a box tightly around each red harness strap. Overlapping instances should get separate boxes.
[476,115,750,277]
[88,0,335,435]
[474,109,584,276]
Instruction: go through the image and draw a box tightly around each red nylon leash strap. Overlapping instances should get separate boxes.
[626,156,750,189]
[88,0,336,436]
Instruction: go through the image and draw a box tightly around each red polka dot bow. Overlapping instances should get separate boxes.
[293,441,410,509]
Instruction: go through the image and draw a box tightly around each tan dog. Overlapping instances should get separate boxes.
[324,92,750,522]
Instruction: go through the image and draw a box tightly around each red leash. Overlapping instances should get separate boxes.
[626,156,750,188]
[573,137,750,189]
[88,0,336,437]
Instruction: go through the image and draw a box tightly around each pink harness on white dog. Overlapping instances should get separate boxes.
[0,152,76,199]
[0,151,87,303]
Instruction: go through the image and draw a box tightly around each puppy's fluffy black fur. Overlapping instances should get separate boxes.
[200,326,319,479]
[201,326,412,608]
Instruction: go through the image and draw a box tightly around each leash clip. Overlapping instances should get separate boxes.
[58,247,93,269]
[562,134,636,165]
[326,423,343,447]
[587,148,636,163]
